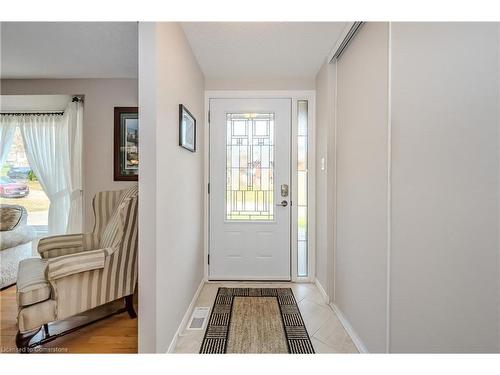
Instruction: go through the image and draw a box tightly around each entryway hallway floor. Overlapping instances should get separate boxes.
[173,282,358,353]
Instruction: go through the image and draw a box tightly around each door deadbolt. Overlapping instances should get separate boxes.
[281,184,289,197]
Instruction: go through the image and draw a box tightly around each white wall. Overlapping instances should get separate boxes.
[0,79,138,231]
[389,22,499,353]
[138,22,205,353]
[315,61,336,296]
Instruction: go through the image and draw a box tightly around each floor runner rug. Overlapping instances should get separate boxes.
[200,287,315,354]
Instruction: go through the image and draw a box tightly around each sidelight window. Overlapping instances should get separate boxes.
[297,101,308,277]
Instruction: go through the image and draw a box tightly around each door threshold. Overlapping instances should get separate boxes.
[206,279,292,283]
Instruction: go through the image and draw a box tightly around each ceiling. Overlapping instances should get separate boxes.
[1,22,138,79]
[1,22,345,81]
[181,22,346,81]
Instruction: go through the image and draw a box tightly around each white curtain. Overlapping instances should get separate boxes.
[63,100,83,234]
[0,116,16,170]
[19,114,71,235]
[3,99,83,235]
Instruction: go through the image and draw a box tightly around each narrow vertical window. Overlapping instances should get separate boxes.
[297,100,308,277]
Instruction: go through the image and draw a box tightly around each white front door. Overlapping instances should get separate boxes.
[209,98,291,280]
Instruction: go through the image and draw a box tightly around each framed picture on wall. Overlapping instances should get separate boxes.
[114,106,139,181]
[179,104,196,152]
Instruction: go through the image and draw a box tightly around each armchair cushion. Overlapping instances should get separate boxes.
[46,248,108,281]
[99,184,138,249]
[38,233,97,259]
[16,258,51,307]
[99,208,123,249]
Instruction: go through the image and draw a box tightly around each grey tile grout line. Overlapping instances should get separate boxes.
[311,335,341,352]
[298,297,338,336]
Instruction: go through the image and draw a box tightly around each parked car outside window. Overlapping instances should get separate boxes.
[0,177,30,198]
[7,167,32,180]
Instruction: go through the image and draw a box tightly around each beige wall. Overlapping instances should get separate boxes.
[138,22,157,353]
[390,22,499,353]
[138,22,205,353]
[0,79,138,232]
[335,22,390,353]
[325,22,500,353]
[315,61,336,296]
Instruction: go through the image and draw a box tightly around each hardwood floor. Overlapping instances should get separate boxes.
[0,285,138,353]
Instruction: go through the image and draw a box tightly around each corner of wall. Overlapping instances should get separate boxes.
[138,21,158,353]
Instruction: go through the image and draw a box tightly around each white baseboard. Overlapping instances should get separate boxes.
[314,278,330,304]
[314,278,368,353]
[166,279,205,353]
[330,302,369,353]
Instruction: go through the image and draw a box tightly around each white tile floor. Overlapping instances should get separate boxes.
[173,282,358,354]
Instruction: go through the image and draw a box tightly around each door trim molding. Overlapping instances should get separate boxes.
[204,90,316,282]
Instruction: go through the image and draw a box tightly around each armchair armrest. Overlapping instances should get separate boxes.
[38,233,96,259]
[46,248,110,281]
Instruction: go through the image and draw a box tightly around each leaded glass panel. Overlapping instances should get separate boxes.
[226,113,275,221]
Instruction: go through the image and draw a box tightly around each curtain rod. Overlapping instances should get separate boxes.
[0,96,83,116]
[0,112,64,116]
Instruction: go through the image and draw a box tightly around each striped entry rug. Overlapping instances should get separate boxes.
[200,288,315,354]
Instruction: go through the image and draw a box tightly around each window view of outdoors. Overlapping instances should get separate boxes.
[297,100,308,277]
[0,127,49,235]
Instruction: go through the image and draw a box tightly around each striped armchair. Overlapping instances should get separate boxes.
[15,184,138,351]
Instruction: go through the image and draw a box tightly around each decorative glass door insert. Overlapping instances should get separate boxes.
[225,113,275,221]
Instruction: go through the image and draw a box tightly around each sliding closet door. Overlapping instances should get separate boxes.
[390,23,498,353]
[335,22,389,353]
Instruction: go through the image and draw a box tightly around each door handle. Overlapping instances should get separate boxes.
[276,200,288,207]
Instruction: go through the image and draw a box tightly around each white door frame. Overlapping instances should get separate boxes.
[204,90,316,283]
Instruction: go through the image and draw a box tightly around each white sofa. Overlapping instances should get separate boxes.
[0,205,35,289]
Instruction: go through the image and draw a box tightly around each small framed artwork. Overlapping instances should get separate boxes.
[179,104,196,152]
[114,107,139,181]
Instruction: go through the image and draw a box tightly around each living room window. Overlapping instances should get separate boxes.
[0,95,83,236]
[0,127,50,236]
